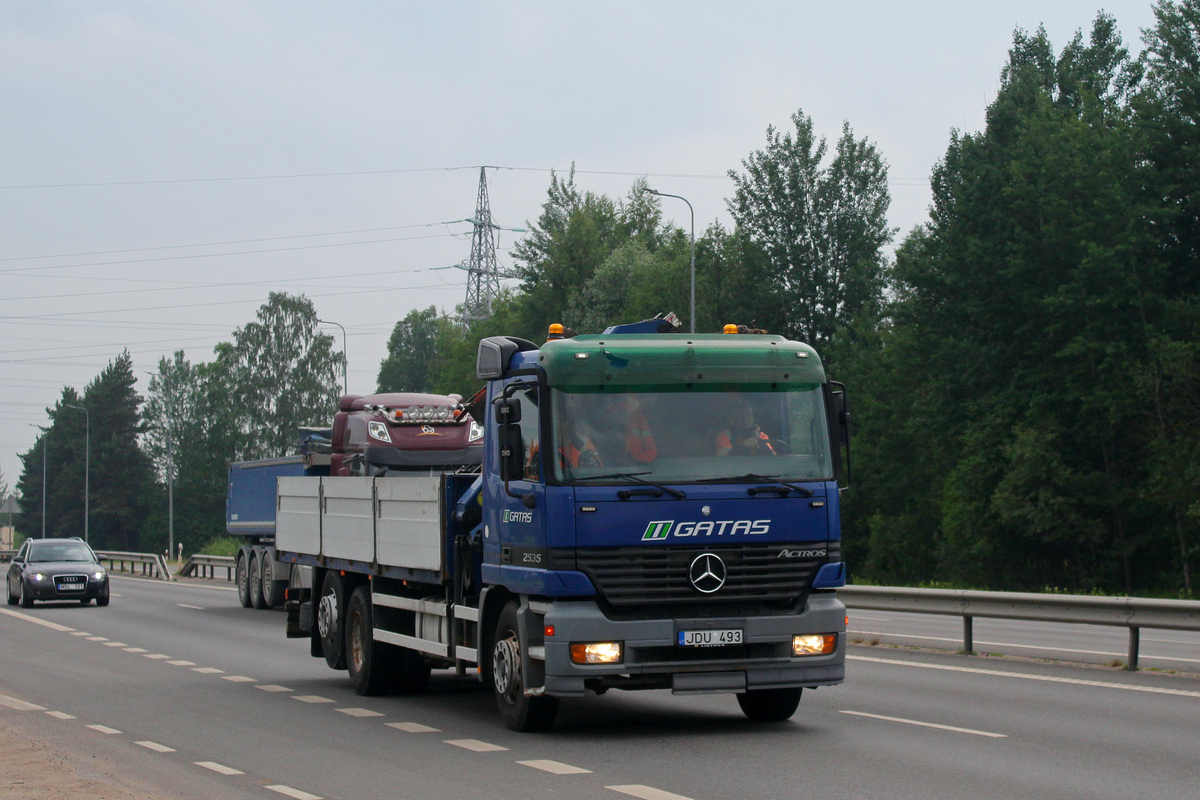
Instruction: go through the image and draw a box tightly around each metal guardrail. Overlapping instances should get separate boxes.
[839,585,1200,670]
[95,550,172,582]
[178,554,237,581]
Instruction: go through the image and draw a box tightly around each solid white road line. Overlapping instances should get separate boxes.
[849,655,1200,697]
[386,722,439,733]
[850,629,1200,665]
[0,607,74,631]
[839,710,1007,738]
[265,785,323,800]
[607,785,696,800]
[444,739,508,752]
[87,724,122,735]
[518,759,593,774]
[136,740,177,753]
[195,761,244,775]
[0,696,45,711]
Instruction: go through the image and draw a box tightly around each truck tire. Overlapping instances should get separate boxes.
[317,571,347,670]
[249,552,267,609]
[736,687,802,722]
[492,602,557,732]
[346,587,397,696]
[235,550,253,608]
[260,553,284,609]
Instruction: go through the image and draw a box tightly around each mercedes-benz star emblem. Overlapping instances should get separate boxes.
[688,553,727,593]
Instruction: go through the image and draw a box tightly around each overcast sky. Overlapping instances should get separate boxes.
[0,1,1161,499]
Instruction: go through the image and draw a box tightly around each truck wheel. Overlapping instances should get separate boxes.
[492,602,557,732]
[249,552,266,609]
[260,554,284,609]
[317,571,347,670]
[346,587,397,695]
[736,687,802,721]
[235,551,253,608]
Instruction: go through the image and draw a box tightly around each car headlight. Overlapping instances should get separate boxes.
[30,573,46,582]
[92,570,107,580]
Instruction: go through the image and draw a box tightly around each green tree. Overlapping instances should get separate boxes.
[377,306,444,393]
[215,293,344,459]
[728,110,893,352]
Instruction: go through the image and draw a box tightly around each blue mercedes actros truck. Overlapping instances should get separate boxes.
[280,316,850,730]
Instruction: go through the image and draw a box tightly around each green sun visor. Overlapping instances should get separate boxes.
[537,334,826,389]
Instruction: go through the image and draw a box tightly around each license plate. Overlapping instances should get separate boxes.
[57,582,83,591]
[678,628,743,647]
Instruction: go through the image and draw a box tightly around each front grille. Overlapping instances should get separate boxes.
[567,545,824,615]
[55,574,88,593]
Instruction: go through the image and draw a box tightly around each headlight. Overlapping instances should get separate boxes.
[468,420,484,442]
[30,573,46,582]
[92,570,107,580]
[570,642,623,664]
[367,420,392,442]
[793,633,838,656]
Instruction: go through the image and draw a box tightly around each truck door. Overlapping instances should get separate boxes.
[484,379,548,572]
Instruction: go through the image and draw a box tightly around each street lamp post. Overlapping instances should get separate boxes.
[318,319,349,395]
[66,405,89,544]
[645,188,696,333]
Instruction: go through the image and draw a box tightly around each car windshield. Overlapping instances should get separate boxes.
[551,385,833,484]
[28,542,95,562]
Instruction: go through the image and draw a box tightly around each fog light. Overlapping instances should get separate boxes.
[570,642,623,664]
[793,634,837,656]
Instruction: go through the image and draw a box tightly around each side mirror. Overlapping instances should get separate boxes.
[495,397,521,425]
[826,381,851,489]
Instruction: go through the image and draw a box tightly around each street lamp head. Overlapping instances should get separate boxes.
[644,188,660,196]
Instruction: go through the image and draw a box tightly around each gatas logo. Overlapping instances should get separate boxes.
[641,519,770,541]
[502,509,533,524]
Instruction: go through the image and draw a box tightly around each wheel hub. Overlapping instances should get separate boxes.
[493,635,520,698]
[317,592,337,639]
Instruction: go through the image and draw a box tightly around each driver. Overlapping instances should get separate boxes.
[715,400,776,456]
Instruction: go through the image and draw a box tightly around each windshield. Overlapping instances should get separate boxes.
[28,542,95,562]
[551,386,832,484]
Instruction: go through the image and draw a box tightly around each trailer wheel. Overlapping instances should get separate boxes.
[260,553,284,609]
[235,550,252,608]
[346,587,396,695]
[317,571,347,670]
[736,687,802,722]
[249,552,267,609]
[492,602,557,732]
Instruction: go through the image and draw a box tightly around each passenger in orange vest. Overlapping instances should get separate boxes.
[715,401,776,456]
[600,394,657,464]
[561,429,602,469]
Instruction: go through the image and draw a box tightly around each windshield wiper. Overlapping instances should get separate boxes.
[583,470,686,499]
[700,473,815,497]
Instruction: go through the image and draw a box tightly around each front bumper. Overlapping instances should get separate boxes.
[538,593,846,696]
[25,576,109,601]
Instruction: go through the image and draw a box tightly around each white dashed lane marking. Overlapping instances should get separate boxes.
[222,676,257,683]
[70,631,91,636]
[256,685,294,692]
[195,761,243,776]
[45,711,75,720]
[445,739,508,752]
[192,667,224,674]
[87,724,122,735]
[143,653,171,659]
[87,636,108,641]
[0,696,45,711]
[136,740,177,753]
[386,722,439,733]
[607,786,696,800]
[103,642,128,647]
[839,710,1006,738]
[518,759,593,775]
[266,785,323,800]
[293,695,335,704]
[177,603,205,610]
[337,707,383,717]
[167,660,195,666]
[123,647,148,653]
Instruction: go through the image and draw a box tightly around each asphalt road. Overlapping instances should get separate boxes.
[2,575,1198,800]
